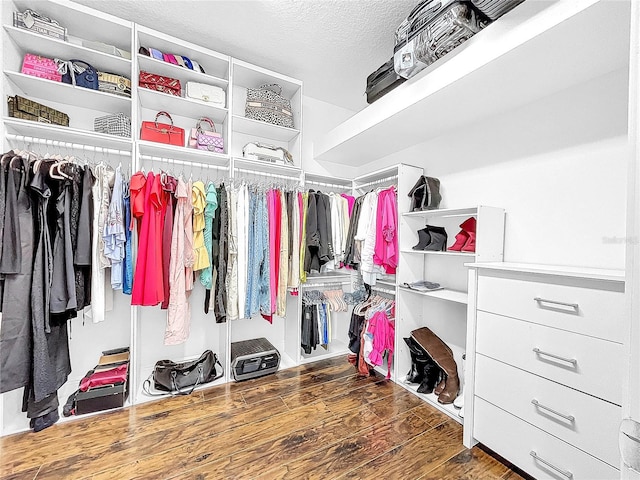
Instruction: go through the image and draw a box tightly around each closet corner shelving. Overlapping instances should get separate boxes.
[395,184,505,423]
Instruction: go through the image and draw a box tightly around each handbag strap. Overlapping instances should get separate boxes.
[196,117,216,133]
[155,111,173,126]
[258,83,282,95]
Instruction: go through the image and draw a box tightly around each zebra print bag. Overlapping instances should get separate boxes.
[245,83,294,129]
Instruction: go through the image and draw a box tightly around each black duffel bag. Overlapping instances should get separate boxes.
[143,350,223,396]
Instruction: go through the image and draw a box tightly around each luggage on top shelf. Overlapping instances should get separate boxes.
[365,57,406,104]
[393,0,487,79]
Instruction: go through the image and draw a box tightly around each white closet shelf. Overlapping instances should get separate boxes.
[233,156,301,179]
[137,26,230,80]
[232,59,302,99]
[138,140,229,167]
[403,207,478,218]
[12,0,132,45]
[4,26,132,77]
[375,279,396,288]
[399,377,463,425]
[398,286,467,305]
[314,0,629,165]
[3,117,134,152]
[5,71,132,113]
[137,87,228,124]
[137,55,229,90]
[232,115,300,142]
[400,249,475,257]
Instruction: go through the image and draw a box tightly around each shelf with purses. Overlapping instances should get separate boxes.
[3,117,134,151]
[231,58,302,164]
[137,55,228,92]
[137,87,228,125]
[4,70,132,113]
[4,25,132,78]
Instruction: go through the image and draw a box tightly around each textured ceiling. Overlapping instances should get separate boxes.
[72,0,418,112]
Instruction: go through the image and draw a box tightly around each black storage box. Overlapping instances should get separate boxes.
[231,338,280,381]
[75,383,128,415]
[75,347,130,415]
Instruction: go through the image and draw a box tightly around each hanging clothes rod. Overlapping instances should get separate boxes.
[305,179,351,189]
[301,281,350,289]
[356,175,398,190]
[370,285,396,296]
[234,167,300,180]
[139,154,227,170]
[5,133,131,157]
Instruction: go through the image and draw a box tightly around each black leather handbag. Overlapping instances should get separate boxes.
[143,350,223,396]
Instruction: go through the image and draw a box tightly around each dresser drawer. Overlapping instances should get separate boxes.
[476,311,623,405]
[475,354,621,467]
[474,397,620,480]
[477,273,624,342]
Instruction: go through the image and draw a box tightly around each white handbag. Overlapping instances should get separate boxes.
[185,82,225,106]
[242,142,293,166]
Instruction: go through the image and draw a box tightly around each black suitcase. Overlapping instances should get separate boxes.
[470,0,524,20]
[366,58,406,104]
[394,0,460,52]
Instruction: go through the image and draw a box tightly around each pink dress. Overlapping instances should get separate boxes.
[165,178,191,344]
[373,186,398,274]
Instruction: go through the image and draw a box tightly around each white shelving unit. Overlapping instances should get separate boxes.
[1,0,136,436]
[395,198,505,424]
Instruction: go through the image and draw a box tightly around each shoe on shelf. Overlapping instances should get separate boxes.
[453,394,464,409]
[412,228,430,250]
[448,217,476,252]
[424,225,448,251]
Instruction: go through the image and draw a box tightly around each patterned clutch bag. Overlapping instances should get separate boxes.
[139,70,181,97]
[7,95,69,126]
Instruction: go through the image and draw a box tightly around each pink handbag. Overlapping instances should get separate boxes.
[188,117,224,153]
[21,53,61,82]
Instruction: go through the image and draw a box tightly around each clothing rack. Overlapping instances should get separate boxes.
[5,134,131,157]
[370,285,396,296]
[234,166,301,181]
[301,281,350,289]
[305,179,351,190]
[355,175,398,190]
[139,154,226,171]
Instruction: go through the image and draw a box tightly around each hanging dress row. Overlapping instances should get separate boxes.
[343,185,398,285]
[0,150,123,431]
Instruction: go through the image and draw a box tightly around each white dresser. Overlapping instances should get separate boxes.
[464,263,626,479]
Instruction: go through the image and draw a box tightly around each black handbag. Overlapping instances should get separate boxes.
[143,350,223,396]
[58,59,99,90]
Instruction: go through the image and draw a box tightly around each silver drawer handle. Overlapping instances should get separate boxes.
[533,347,578,366]
[530,451,573,478]
[534,296,579,311]
[531,399,575,422]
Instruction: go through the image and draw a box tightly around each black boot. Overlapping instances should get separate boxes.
[417,359,445,394]
[404,337,430,383]
[412,228,431,250]
[424,225,448,251]
[407,176,427,211]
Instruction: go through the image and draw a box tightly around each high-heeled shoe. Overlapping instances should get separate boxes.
[448,217,476,252]
[460,217,477,252]
[424,225,448,251]
[412,228,431,250]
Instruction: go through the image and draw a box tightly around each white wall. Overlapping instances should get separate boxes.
[302,95,357,177]
[359,68,630,270]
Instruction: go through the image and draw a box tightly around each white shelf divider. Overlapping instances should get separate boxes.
[232,115,300,142]
[398,286,468,305]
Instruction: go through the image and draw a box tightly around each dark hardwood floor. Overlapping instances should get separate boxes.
[0,355,530,480]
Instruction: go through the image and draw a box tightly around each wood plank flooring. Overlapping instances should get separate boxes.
[0,355,531,480]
